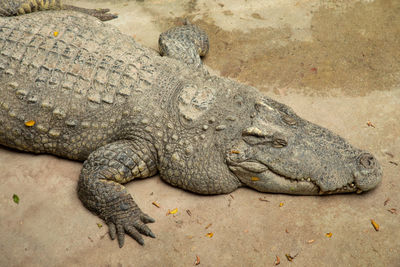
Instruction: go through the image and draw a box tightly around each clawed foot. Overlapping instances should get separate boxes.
[63,5,118,21]
[86,8,118,22]
[107,210,155,247]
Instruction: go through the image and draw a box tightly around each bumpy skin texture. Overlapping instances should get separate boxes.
[159,21,209,70]
[0,0,117,20]
[0,11,382,247]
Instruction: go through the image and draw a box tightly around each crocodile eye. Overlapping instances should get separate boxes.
[242,127,271,145]
[243,135,265,146]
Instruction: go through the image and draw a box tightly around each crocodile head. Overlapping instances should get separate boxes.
[226,97,382,195]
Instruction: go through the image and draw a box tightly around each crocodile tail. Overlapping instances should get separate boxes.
[0,0,63,16]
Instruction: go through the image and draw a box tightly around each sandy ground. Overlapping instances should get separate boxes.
[1,0,399,266]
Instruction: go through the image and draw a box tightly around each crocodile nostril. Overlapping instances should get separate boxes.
[272,133,287,148]
[358,153,377,169]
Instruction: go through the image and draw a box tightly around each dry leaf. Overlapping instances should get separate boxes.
[186,209,192,216]
[279,202,284,207]
[205,223,212,229]
[384,152,394,158]
[205,232,214,238]
[285,254,294,261]
[371,219,379,231]
[251,177,260,181]
[384,198,390,206]
[307,239,315,244]
[274,255,280,265]
[259,197,270,202]
[230,150,240,154]
[387,208,397,214]
[285,252,299,262]
[194,255,200,265]
[366,121,375,128]
[325,232,333,238]
[24,120,35,127]
[97,223,102,228]
[285,229,289,233]
[152,201,160,208]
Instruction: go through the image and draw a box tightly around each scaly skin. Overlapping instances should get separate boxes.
[0,10,382,247]
[0,0,117,20]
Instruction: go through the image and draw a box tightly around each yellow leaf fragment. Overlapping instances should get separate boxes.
[53,31,59,37]
[166,208,178,215]
[279,202,284,207]
[325,232,333,238]
[274,255,280,265]
[97,223,102,228]
[251,177,260,181]
[205,232,213,238]
[285,254,294,262]
[307,239,315,244]
[194,255,200,265]
[371,219,379,231]
[24,120,35,127]
[366,121,375,128]
[230,149,240,154]
[285,252,298,262]
[152,201,160,208]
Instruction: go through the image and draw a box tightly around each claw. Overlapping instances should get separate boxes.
[136,223,155,238]
[117,225,125,248]
[108,223,117,240]
[140,213,155,223]
[148,231,156,238]
[125,226,145,246]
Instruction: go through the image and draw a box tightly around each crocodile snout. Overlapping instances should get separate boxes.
[354,152,382,192]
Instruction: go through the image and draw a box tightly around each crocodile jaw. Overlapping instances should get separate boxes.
[227,160,364,195]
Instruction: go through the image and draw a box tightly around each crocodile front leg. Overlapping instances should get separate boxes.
[77,140,158,247]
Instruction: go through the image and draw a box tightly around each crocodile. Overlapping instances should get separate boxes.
[0,0,117,20]
[0,10,382,248]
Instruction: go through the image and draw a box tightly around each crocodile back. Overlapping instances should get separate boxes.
[0,11,159,160]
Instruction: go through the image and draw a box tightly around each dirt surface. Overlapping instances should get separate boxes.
[1,0,399,266]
